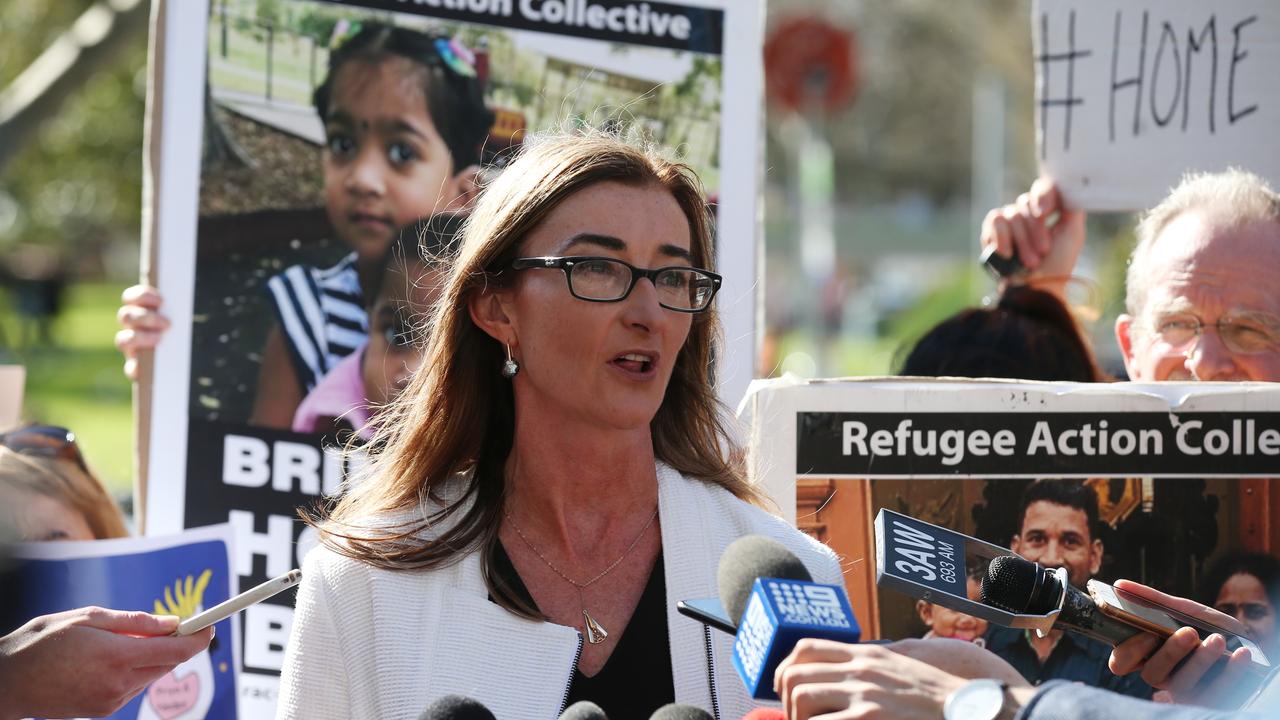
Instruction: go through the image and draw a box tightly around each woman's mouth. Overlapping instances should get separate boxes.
[611,352,656,376]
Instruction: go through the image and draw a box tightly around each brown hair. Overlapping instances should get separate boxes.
[313,132,760,617]
[0,447,129,539]
[897,284,1110,382]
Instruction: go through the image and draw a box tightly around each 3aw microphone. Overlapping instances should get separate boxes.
[982,553,1272,679]
[980,555,1139,646]
[717,535,860,700]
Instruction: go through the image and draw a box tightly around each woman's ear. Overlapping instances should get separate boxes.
[468,286,514,345]
[444,165,483,212]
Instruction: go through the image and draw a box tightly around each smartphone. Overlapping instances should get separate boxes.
[1088,580,1271,673]
[175,569,302,636]
[676,597,737,635]
[980,243,1026,281]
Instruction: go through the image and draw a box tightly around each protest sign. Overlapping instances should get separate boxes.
[0,365,22,426]
[141,0,762,713]
[741,377,1280,640]
[1033,0,1280,210]
[6,525,238,720]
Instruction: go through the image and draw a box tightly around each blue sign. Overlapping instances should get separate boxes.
[9,526,237,720]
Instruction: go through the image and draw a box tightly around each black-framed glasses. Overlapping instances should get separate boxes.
[1145,312,1280,355]
[510,256,722,313]
[0,424,88,472]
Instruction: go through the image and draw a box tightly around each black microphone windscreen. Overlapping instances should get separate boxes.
[649,703,714,720]
[982,555,1061,615]
[560,701,609,720]
[717,535,813,625]
[417,694,497,720]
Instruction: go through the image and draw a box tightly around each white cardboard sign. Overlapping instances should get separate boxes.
[1034,0,1280,211]
[741,377,1280,524]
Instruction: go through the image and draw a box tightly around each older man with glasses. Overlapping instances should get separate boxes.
[981,168,1280,383]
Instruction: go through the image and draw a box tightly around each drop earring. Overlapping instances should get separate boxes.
[501,342,520,378]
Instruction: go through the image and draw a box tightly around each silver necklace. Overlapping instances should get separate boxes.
[503,505,659,644]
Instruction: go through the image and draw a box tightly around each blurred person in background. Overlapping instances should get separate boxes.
[0,425,128,541]
[0,426,213,719]
[1199,553,1280,660]
[897,283,1109,382]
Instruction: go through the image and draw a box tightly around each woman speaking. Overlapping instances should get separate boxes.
[277,133,841,719]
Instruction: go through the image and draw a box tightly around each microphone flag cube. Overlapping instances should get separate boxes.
[731,577,860,700]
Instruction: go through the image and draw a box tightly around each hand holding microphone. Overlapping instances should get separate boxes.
[1107,580,1266,711]
[981,555,1271,710]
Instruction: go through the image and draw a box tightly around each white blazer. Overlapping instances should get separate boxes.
[276,462,844,719]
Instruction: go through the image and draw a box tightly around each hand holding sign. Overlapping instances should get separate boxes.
[1034,0,1279,210]
[979,177,1085,299]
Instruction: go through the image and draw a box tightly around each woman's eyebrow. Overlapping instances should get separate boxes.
[659,243,692,261]
[557,234,694,261]
[559,233,624,253]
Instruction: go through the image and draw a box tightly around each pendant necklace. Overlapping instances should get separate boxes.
[504,505,659,644]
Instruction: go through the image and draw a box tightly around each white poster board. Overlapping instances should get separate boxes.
[0,365,23,427]
[1034,0,1280,211]
[741,376,1280,642]
[143,0,763,715]
[742,376,1280,524]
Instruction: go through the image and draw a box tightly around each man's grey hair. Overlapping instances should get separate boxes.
[1126,169,1280,315]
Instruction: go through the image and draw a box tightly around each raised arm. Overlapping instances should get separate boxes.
[980,178,1087,303]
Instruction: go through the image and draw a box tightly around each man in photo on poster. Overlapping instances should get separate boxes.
[983,479,1155,698]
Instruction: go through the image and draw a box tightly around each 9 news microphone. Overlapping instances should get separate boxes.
[718,535,860,700]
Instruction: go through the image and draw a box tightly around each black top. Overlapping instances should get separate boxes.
[985,625,1154,699]
[493,542,676,719]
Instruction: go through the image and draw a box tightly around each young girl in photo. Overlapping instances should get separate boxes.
[117,22,493,428]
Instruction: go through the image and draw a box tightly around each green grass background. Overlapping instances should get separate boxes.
[2,282,134,498]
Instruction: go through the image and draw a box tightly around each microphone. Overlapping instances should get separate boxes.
[650,704,713,719]
[417,694,497,720]
[981,555,1156,646]
[559,701,608,720]
[718,535,860,700]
